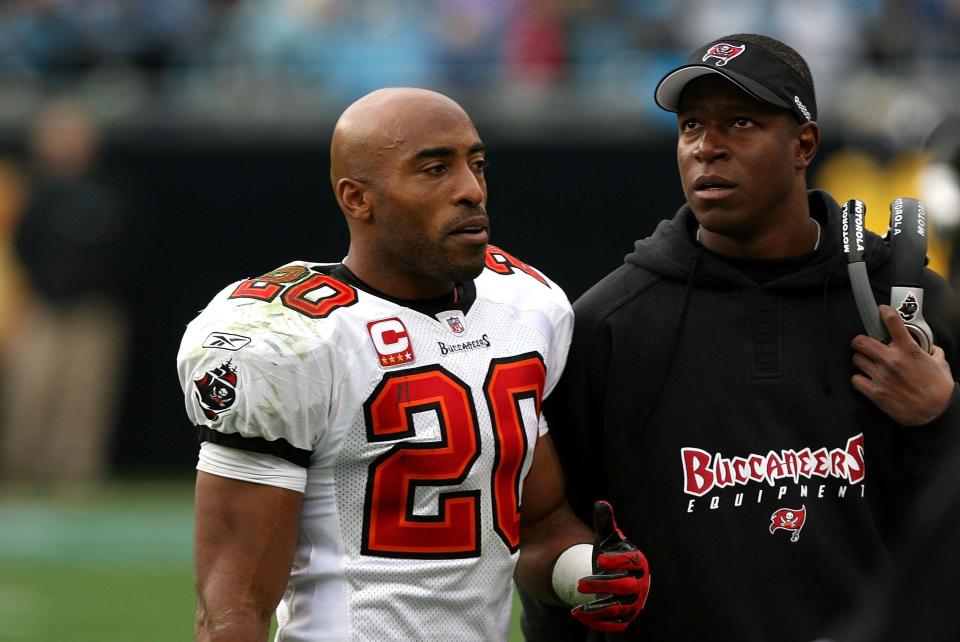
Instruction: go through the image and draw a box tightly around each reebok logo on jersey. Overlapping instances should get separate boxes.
[193,361,238,420]
[202,331,252,351]
[367,317,416,367]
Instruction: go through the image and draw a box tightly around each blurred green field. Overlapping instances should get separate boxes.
[0,479,524,641]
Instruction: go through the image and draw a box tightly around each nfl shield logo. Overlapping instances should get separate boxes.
[446,316,465,334]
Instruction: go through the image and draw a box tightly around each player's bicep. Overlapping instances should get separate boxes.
[194,471,303,626]
[520,433,570,528]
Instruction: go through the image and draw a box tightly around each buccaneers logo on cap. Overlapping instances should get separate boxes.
[703,43,746,66]
[769,506,806,542]
[193,361,238,420]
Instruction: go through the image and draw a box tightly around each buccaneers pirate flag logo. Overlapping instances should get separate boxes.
[193,361,238,420]
[769,506,806,542]
[702,43,746,66]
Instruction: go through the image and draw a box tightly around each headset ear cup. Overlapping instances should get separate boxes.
[904,324,934,353]
[842,199,888,342]
[888,198,934,353]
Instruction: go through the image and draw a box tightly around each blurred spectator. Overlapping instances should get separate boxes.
[211,0,435,104]
[428,0,507,87]
[921,113,960,292]
[0,98,134,485]
[0,0,957,134]
[0,0,213,81]
[503,0,570,88]
[0,159,28,360]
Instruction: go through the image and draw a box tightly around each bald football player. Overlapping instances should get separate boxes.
[179,88,649,641]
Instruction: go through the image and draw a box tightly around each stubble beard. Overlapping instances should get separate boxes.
[380,207,489,287]
[407,234,486,284]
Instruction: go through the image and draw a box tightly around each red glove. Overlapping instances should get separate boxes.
[571,500,650,633]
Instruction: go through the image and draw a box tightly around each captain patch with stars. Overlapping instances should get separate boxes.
[193,361,239,420]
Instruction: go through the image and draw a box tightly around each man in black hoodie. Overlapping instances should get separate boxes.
[520,34,960,641]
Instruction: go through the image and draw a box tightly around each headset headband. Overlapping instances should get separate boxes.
[842,197,934,353]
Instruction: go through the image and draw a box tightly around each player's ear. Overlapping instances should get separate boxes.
[336,177,373,222]
[795,121,820,170]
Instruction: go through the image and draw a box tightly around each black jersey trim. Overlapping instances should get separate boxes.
[324,263,477,317]
[196,425,311,468]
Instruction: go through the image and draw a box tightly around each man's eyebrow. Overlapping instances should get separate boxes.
[412,142,487,160]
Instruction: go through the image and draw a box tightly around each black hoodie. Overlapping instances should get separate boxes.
[539,190,960,642]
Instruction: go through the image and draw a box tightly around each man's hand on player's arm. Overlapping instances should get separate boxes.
[852,305,956,425]
[514,434,649,634]
[194,471,303,642]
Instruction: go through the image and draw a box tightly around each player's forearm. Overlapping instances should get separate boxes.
[193,554,287,642]
[194,473,302,641]
[196,600,273,642]
[515,507,592,605]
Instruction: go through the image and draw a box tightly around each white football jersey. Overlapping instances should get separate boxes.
[177,247,573,642]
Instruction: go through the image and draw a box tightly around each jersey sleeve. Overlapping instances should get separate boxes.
[197,441,308,492]
[176,287,333,467]
[479,247,575,424]
[537,299,572,437]
[508,265,574,437]
[543,294,574,399]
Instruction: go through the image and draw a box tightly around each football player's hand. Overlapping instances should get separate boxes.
[570,500,650,633]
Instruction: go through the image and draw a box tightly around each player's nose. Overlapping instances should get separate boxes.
[452,164,485,206]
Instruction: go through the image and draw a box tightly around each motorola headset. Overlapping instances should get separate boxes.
[841,197,934,353]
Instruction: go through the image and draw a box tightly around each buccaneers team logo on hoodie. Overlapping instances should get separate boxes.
[193,361,238,420]
[681,433,865,497]
[770,506,806,542]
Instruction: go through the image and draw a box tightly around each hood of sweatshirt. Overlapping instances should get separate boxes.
[616,190,895,417]
[625,189,892,290]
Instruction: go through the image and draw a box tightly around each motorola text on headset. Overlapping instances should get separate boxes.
[841,197,935,354]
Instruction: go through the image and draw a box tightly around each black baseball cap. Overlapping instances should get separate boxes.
[655,37,817,123]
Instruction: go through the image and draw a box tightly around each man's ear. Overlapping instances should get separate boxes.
[795,121,820,170]
[336,177,373,222]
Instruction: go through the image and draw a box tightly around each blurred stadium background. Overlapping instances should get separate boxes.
[0,1,958,640]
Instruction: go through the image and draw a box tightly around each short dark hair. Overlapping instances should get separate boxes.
[719,33,816,102]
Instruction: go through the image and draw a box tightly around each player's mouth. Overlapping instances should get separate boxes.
[448,215,490,244]
[693,175,737,200]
